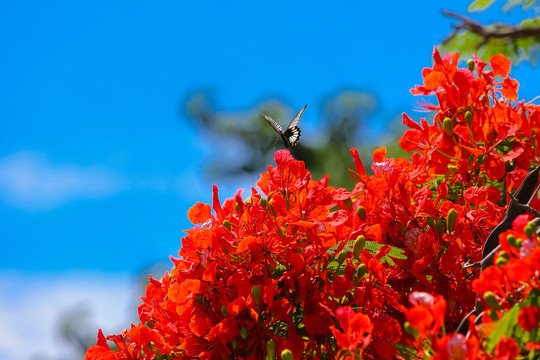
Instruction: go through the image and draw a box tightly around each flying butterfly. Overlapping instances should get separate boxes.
[263,104,307,148]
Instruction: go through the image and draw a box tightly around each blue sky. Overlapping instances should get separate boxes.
[2,1,538,273]
[1,1,539,358]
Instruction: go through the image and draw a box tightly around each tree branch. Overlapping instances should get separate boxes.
[441,9,540,46]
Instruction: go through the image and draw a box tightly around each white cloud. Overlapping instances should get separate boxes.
[0,152,127,210]
[0,271,138,360]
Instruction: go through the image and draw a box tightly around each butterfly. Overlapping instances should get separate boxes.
[263,104,307,148]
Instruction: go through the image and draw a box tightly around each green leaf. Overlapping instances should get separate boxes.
[327,240,355,254]
[394,342,422,359]
[327,261,340,274]
[364,241,407,261]
[503,0,538,12]
[485,303,520,353]
[468,0,498,12]
[520,16,540,28]
[328,239,407,267]
[524,288,540,307]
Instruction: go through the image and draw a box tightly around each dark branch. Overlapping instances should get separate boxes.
[441,9,540,46]
[509,191,540,218]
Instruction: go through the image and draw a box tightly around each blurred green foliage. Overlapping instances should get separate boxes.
[184,90,407,189]
[440,0,540,65]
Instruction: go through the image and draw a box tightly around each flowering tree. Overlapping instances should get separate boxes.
[85,48,540,360]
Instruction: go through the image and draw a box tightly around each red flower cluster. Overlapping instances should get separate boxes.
[403,215,540,359]
[86,48,540,360]
[405,292,446,348]
[330,307,373,358]
[473,214,540,312]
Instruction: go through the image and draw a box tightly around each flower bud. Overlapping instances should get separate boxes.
[343,198,353,209]
[357,206,367,220]
[231,338,238,349]
[495,256,508,267]
[281,349,294,360]
[353,235,366,257]
[404,321,418,337]
[525,221,537,238]
[337,250,347,265]
[507,234,517,248]
[435,219,444,234]
[483,291,501,311]
[251,285,262,306]
[488,309,500,321]
[240,327,248,339]
[446,208,458,233]
[465,111,473,127]
[356,263,367,278]
[467,58,475,71]
[196,294,204,305]
[427,216,435,228]
[260,197,268,208]
[443,117,454,136]
[244,198,252,206]
[268,203,277,216]
[267,339,276,360]
[507,234,522,249]
[223,220,231,231]
[221,305,229,317]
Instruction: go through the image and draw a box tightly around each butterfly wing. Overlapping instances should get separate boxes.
[263,114,284,135]
[282,104,307,147]
[283,126,301,147]
[264,104,307,148]
[286,104,308,130]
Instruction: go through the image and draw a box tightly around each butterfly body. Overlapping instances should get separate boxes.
[263,104,307,148]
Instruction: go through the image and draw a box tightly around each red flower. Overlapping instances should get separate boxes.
[85,330,120,360]
[406,292,447,346]
[187,202,212,224]
[206,316,239,344]
[85,346,120,360]
[431,333,481,360]
[494,336,520,360]
[331,307,373,354]
[490,54,511,77]
[518,306,540,331]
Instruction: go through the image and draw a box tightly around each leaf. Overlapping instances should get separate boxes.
[364,241,408,264]
[484,304,520,353]
[327,240,408,265]
[394,342,422,360]
[523,288,540,307]
[468,0,497,12]
[327,261,340,274]
[327,240,355,254]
